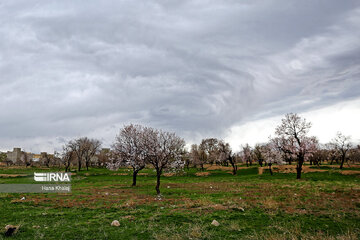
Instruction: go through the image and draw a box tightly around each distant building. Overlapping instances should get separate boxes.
[6,148,26,163]
[5,148,35,165]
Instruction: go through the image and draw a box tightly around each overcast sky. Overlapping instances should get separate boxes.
[0,0,359,153]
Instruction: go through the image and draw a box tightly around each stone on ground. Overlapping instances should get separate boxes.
[111,220,120,227]
[5,225,19,236]
[211,220,220,227]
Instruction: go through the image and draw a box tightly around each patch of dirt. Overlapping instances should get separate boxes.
[205,165,248,171]
[0,174,28,178]
[10,199,28,203]
[163,173,175,177]
[341,170,360,175]
[195,172,210,176]
[138,173,148,176]
[331,164,360,168]
[206,165,233,171]
[0,166,28,169]
[272,165,327,174]
[112,173,129,176]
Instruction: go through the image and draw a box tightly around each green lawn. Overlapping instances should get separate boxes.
[0,165,359,239]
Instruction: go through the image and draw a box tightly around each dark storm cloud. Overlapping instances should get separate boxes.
[0,0,359,152]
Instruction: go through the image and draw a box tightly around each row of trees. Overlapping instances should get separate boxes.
[2,113,357,193]
[107,125,185,195]
[59,125,184,195]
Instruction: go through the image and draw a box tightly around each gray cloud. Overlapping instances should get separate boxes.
[0,0,359,152]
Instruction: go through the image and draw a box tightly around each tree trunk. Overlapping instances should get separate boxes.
[155,171,161,195]
[132,169,139,186]
[269,163,273,175]
[228,156,237,175]
[230,162,237,175]
[78,159,81,171]
[296,165,302,179]
[296,156,304,179]
[259,160,263,167]
[340,155,345,169]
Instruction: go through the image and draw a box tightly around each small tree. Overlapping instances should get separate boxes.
[62,145,75,172]
[181,149,190,170]
[40,153,52,167]
[263,142,285,175]
[331,132,352,169]
[253,144,265,167]
[241,144,252,167]
[83,139,101,170]
[97,148,111,167]
[349,145,360,164]
[189,144,207,170]
[144,127,185,195]
[111,124,147,186]
[199,138,219,165]
[272,113,316,179]
[217,140,237,174]
[67,138,85,171]
[66,137,101,171]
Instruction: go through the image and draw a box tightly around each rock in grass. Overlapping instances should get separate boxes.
[211,220,220,227]
[5,225,19,236]
[111,220,120,227]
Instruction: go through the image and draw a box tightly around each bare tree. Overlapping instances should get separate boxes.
[83,139,101,170]
[144,127,185,195]
[181,149,190,170]
[190,144,206,170]
[241,144,252,167]
[349,145,360,164]
[97,148,111,167]
[216,141,231,166]
[331,132,352,169]
[262,142,285,175]
[253,144,265,167]
[111,124,147,186]
[66,137,101,171]
[272,113,317,179]
[217,140,237,174]
[40,152,52,167]
[324,143,338,165]
[199,138,219,165]
[62,145,75,172]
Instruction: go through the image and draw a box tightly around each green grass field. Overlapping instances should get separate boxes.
[1,165,360,239]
